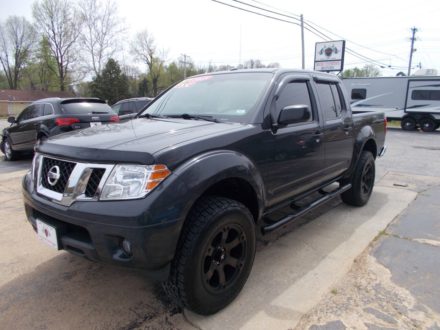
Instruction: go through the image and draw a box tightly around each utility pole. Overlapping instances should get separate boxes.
[408,27,417,76]
[300,14,305,69]
[180,54,191,79]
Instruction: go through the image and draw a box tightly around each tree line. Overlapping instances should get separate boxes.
[0,0,382,104]
[0,0,282,104]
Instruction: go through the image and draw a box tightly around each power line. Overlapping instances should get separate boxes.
[212,0,409,70]
[211,0,299,26]
[249,0,404,60]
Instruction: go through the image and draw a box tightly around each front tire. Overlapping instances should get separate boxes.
[2,138,19,161]
[170,196,256,315]
[341,151,375,206]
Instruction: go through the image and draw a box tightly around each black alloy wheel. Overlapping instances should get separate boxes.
[341,150,375,206]
[169,196,256,315]
[360,160,374,198]
[202,224,247,293]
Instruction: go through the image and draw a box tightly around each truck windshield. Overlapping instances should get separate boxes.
[141,72,272,123]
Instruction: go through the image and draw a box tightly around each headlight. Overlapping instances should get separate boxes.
[100,164,171,200]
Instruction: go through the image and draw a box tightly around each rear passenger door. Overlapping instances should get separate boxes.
[315,80,355,178]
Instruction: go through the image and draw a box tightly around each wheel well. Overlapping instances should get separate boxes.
[37,132,48,139]
[202,178,259,223]
[363,139,377,159]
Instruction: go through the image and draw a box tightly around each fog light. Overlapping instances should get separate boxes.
[121,239,132,256]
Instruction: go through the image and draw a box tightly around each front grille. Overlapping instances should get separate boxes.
[36,154,113,206]
[41,158,76,193]
[85,168,106,197]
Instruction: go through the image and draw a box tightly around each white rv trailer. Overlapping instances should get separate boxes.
[342,76,440,132]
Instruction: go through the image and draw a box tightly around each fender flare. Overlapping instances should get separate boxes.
[345,125,377,178]
[173,149,265,219]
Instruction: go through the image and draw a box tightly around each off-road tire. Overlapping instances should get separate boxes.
[169,196,256,315]
[341,151,375,206]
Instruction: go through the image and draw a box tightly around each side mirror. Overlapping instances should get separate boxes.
[7,116,16,124]
[118,112,137,121]
[278,105,311,125]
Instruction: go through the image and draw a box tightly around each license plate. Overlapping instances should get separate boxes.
[36,219,59,250]
[90,122,102,127]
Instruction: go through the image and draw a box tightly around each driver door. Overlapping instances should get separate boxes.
[261,78,326,205]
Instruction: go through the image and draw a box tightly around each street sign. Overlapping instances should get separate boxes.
[314,40,346,72]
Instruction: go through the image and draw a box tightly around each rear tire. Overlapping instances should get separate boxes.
[341,151,375,206]
[169,196,256,315]
[401,116,417,131]
[419,117,436,132]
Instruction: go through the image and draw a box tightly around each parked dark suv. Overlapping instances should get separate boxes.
[111,97,153,116]
[1,98,119,160]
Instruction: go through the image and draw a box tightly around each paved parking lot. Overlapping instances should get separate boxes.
[0,128,439,329]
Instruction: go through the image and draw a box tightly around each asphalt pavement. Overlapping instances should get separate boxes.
[0,126,439,329]
[296,129,440,329]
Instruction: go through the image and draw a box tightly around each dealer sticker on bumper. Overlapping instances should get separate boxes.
[36,219,59,250]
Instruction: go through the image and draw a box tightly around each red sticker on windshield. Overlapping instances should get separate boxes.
[175,75,213,88]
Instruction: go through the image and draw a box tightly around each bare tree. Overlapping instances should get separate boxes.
[131,30,165,96]
[32,0,81,91]
[0,16,37,89]
[78,0,125,77]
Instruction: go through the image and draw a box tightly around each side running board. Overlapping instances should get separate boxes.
[262,184,352,234]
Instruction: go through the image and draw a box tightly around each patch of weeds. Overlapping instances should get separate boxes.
[373,229,388,242]
[331,288,338,295]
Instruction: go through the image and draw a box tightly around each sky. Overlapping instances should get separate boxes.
[1,0,440,76]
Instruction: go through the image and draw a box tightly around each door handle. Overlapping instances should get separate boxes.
[343,125,353,135]
[313,131,323,143]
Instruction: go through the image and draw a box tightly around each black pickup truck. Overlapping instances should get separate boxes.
[22,69,386,315]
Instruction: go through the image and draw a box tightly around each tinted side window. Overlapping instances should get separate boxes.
[277,82,313,121]
[330,84,343,115]
[136,100,149,110]
[43,104,54,116]
[18,106,33,122]
[351,88,366,100]
[317,83,339,121]
[120,102,134,114]
[28,104,44,119]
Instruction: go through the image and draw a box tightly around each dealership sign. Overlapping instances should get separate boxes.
[314,40,346,72]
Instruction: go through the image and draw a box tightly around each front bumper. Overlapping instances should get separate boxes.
[22,172,183,276]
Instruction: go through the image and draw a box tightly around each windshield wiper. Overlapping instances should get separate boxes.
[165,113,219,123]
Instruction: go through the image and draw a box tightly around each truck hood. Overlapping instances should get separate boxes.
[38,118,248,164]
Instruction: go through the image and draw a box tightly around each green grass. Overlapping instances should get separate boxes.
[387,120,400,128]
